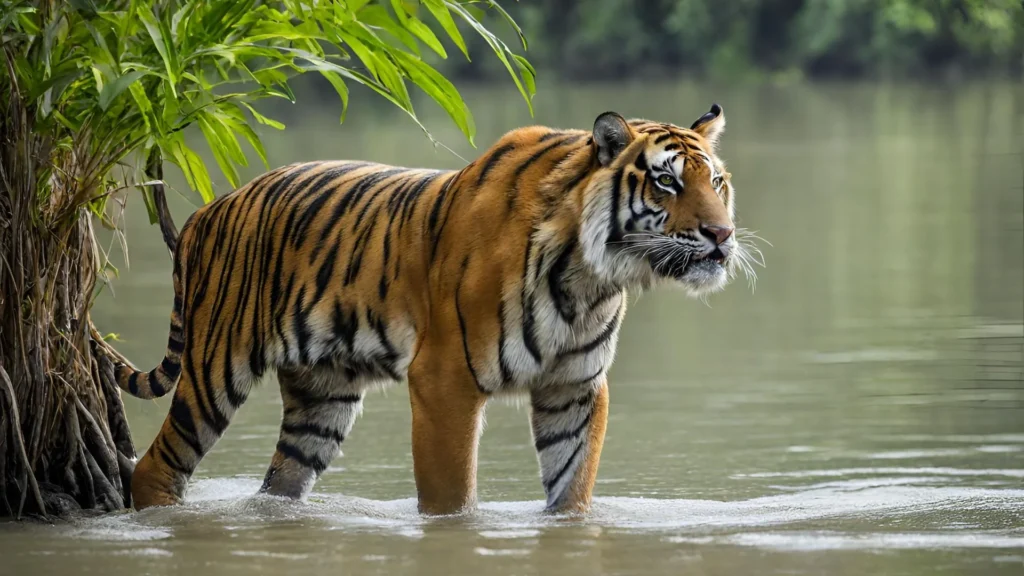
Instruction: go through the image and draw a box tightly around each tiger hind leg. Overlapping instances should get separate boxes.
[131,352,257,510]
[259,366,365,499]
[529,378,609,514]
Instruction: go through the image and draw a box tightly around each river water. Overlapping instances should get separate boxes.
[2,81,1022,575]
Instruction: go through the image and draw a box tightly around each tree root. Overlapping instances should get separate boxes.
[0,365,46,519]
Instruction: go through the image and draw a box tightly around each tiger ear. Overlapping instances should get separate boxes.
[593,111,633,167]
[690,103,725,151]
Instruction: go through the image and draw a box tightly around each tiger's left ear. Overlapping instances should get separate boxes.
[690,103,725,151]
[593,111,634,167]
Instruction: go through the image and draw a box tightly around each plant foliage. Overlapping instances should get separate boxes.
[1,0,536,224]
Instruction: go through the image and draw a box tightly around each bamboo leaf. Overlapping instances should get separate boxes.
[422,0,469,59]
[197,113,240,188]
[357,4,421,56]
[138,8,177,96]
[390,0,447,58]
[318,70,350,124]
[391,50,474,143]
[98,70,146,111]
[445,1,535,115]
[163,136,215,204]
[239,101,285,130]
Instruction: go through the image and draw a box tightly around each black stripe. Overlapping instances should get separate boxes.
[168,395,204,455]
[607,168,624,244]
[156,444,191,476]
[427,177,451,236]
[273,273,297,362]
[561,308,622,356]
[160,356,180,380]
[429,177,461,263]
[292,164,369,246]
[293,287,311,365]
[281,422,345,444]
[147,369,167,397]
[562,153,594,193]
[287,384,363,407]
[353,173,402,227]
[532,390,596,415]
[507,138,572,210]
[477,143,515,185]
[543,441,585,493]
[634,152,647,171]
[223,330,246,408]
[332,302,358,352]
[180,227,228,435]
[520,236,542,364]
[369,309,397,359]
[455,257,488,394]
[627,172,639,212]
[547,240,577,325]
[398,172,440,236]
[198,352,229,435]
[275,440,329,474]
[654,133,673,144]
[127,371,139,395]
[314,243,340,303]
[167,336,185,354]
[344,206,380,285]
[497,300,513,385]
[534,409,594,452]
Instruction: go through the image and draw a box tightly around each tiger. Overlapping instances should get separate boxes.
[112,104,756,515]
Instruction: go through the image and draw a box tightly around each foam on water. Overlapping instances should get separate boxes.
[48,468,1024,552]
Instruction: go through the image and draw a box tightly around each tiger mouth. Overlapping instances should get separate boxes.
[649,248,726,280]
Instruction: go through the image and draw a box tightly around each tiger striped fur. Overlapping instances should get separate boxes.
[115,105,753,515]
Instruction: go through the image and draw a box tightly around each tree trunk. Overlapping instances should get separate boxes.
[0,73,136,520]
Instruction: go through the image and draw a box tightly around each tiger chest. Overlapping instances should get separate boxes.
[493,286,625,393]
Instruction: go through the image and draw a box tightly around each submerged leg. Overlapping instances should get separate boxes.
[132,354,256,509]
[259,367,364,499]
[529,378,609,514]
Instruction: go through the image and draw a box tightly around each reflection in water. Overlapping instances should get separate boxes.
[1,81,1020,575]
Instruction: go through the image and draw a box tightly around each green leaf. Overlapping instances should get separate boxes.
[208,113,247,166]
[98,70,146,111]
[446,2,535,115]
[390,0,447,58]
[422,0,469,59]
[485,0,529,50]
[391,51,474,144]
[318,70,350,124]
[138,8,178,96]
[239,101,285,130]
[129,80,154,133]
[512,54,536,97]
[197,113,240,188]
[233,121,270,170]
[357,5,422,56]
[163,136,215,204]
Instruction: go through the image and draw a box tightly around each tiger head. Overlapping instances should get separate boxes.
[580,104,758,296]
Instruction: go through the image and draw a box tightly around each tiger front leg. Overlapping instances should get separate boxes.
[407,340,489,516]
[529,378,609,514]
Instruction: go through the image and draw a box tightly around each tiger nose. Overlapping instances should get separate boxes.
[700,224,734,246]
